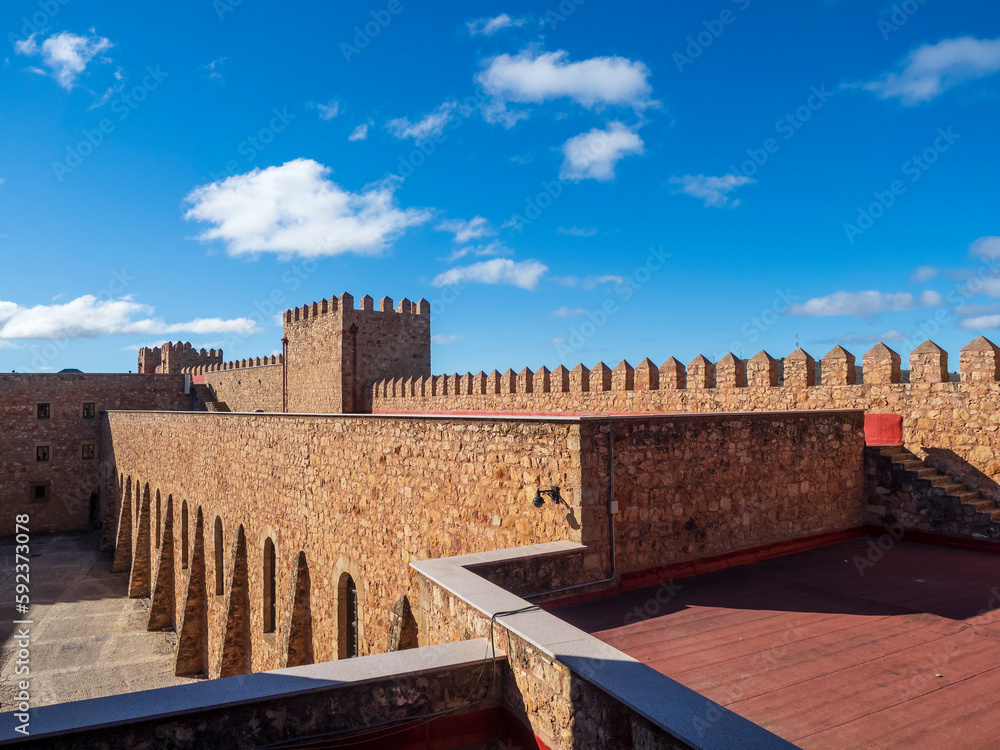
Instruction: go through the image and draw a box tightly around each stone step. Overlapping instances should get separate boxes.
[914,468,939,479]
[940,484,967,495]
[880,445,910,457]
[959,497,991,511]
[899,460,926,472]
[990,509,1000,523]
[930,476,954,487]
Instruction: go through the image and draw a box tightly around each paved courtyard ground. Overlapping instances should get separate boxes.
[0,532,195,710]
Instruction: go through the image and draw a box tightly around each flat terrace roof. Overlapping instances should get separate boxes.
[549,537,1000,749]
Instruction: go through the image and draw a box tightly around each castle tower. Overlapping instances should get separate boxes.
[282,293,431,414]
[138,343,223,374]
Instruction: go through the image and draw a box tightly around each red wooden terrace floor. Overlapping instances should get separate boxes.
[549,537,1000,749]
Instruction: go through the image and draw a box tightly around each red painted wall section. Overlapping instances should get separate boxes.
[865,413,903,445]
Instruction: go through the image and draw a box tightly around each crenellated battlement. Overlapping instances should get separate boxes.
[373,338,999,402]
[138,341,223,374]
[282,292,431,326]
[181,354,283,375]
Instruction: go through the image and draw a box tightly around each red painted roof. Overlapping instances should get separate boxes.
[550,538,1000,748]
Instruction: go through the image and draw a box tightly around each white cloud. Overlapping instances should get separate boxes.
[436,215,495,243]
[670,174,755,208]
[970,236,1000,260]
[558,226,597,237]
[817,330,908,345]
[477,49,655,124]
[920,290,945,307]
[560,122,644,182]
[959,315,1000,330]
[183,158,430,258]
[582,275,624,289]
[858,37,1000,105]
[432,258,548,290]
[447,240,511,262]
[910,265,940,283]
[15,30,112,90]
[955,303,1000,316]
[199,58,226,83]
[975,279,1000,298]
[386,101,456,140]
[348,122,371,141]
[467,14,528,36]
[431,334,465,344]
[552,307,585,317]
[314,100,340,120]
[0,296,258,340]
[787,290,944,318]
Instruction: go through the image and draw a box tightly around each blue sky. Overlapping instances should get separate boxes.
[1,0,999,375]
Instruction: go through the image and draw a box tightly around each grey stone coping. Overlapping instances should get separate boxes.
[577,408,865,421]
[104,410,585,422]
[103,408,864,424]
[0,639,492,745]
[412,545,796,750]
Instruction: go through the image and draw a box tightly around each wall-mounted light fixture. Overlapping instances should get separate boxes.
[531,485,562,509]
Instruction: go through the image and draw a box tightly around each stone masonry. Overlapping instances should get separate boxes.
[0,373,192,533]
[372,338,1000,506]
[99,408,864,682]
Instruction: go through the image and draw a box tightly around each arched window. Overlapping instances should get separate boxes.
[338,573,359,659]
[263,538,276,633]
[155,491,161,547]
[181,501,189,570]
[214,517,224,596]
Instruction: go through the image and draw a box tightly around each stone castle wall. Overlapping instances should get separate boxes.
[283,293,431,414]
[372,338,1000,504]
[192,359,284,413]
[100,412,585,676]
[99,409,864,679]
[0,374,191,533]
[583,411,866,575]
[139,342,223,375]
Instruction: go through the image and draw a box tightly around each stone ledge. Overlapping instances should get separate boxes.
[412,546,795,750]
[1,639,493,745]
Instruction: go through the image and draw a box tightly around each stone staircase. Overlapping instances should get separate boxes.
[875,445,1000,530]
[192,383,231,413]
